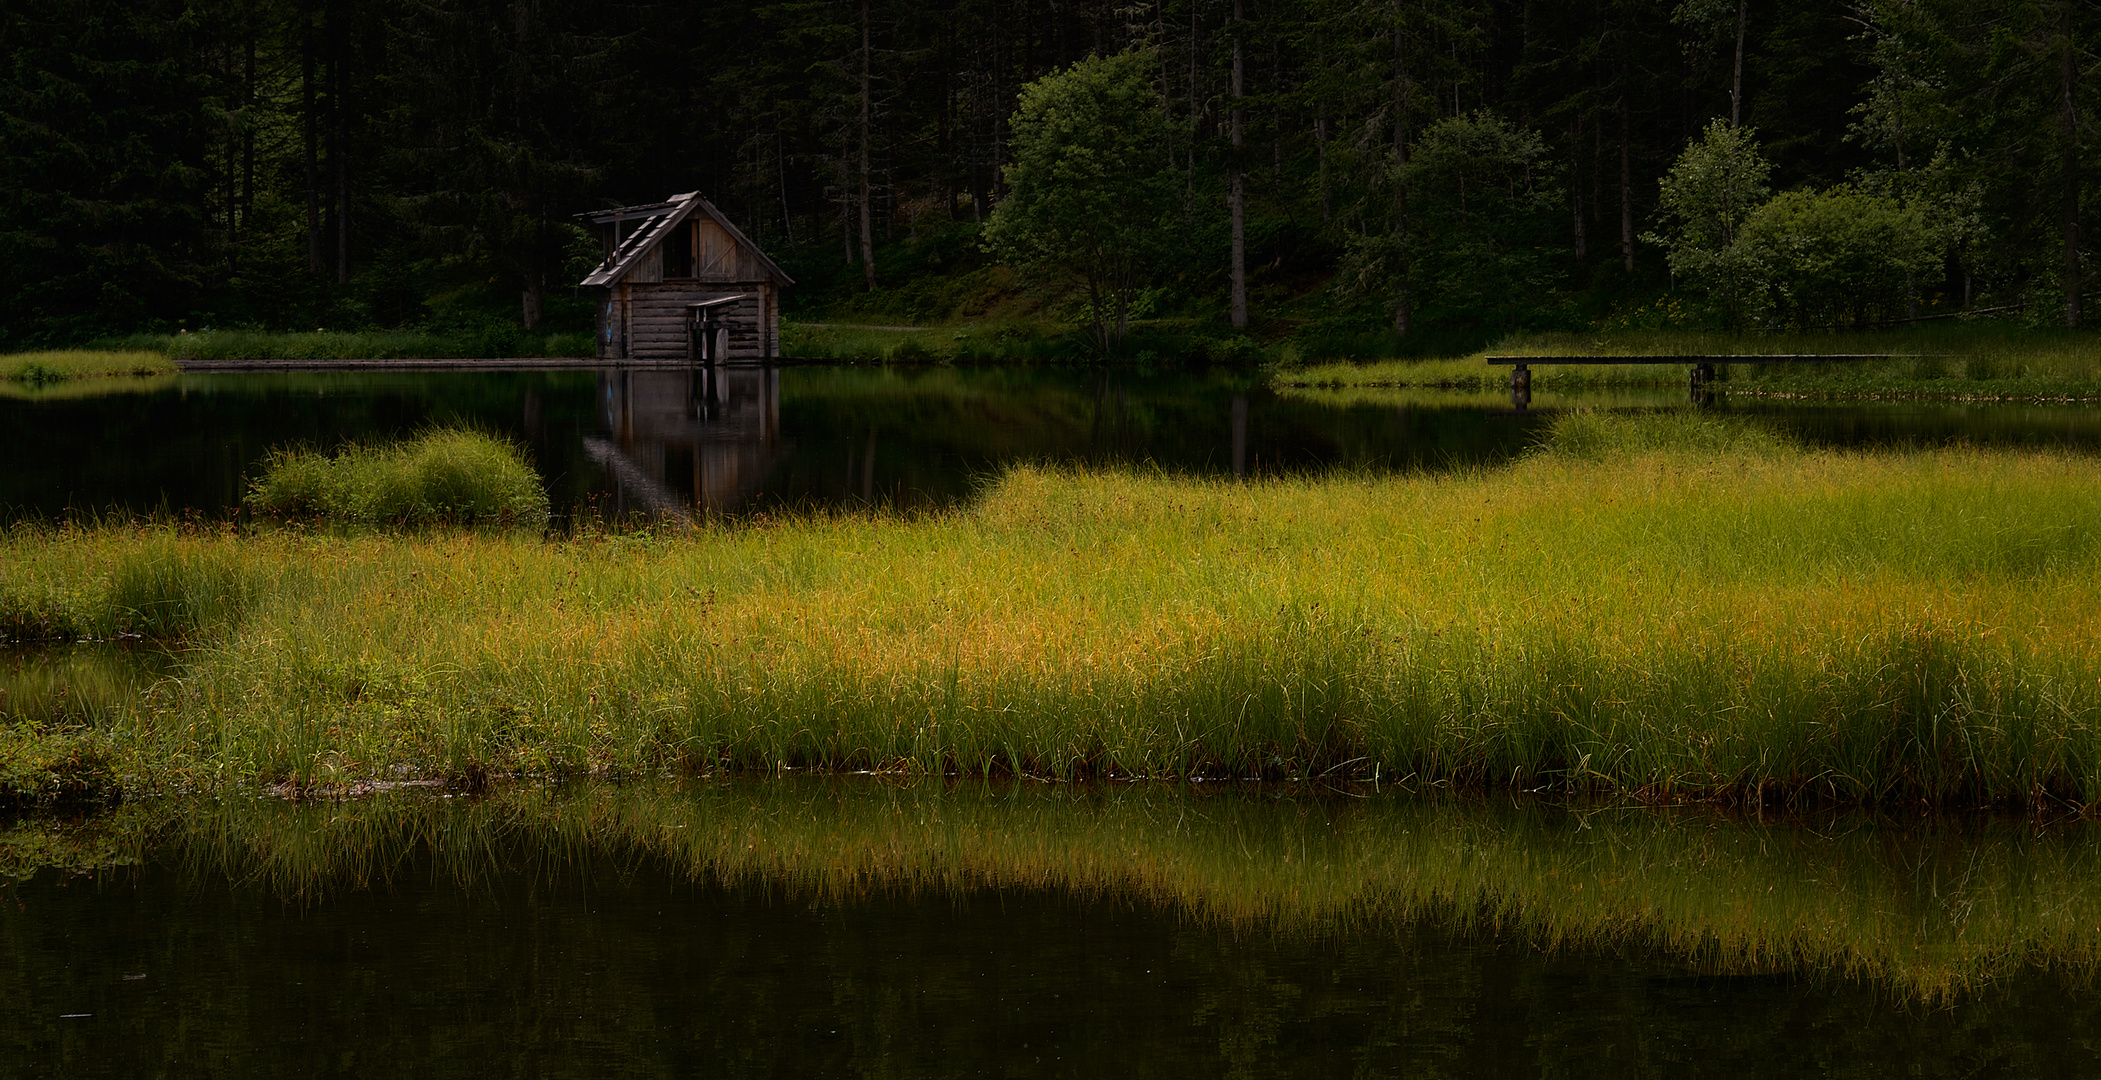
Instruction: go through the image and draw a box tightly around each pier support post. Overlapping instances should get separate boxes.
[1509,363,1532,410]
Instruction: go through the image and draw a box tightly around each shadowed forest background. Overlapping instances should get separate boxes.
[2,0,2094,356]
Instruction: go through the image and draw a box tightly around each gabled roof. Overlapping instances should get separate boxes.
[576,192,795,287]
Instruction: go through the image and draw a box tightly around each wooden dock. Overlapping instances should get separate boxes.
[1487,353,1932,405]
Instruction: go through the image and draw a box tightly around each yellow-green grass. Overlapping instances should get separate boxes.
[1282,323,2101,398]
[5,413,2101,806]
[14,778,2101,1001]
[0,350,176,384]
[247,428,550,530]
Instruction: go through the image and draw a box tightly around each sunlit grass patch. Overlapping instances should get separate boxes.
[247,428,550,530]
[4,415,2101,805]
[0,350,175,384]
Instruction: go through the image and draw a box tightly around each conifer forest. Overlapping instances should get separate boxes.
[2,0,2093,350]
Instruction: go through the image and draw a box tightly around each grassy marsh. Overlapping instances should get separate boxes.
[1,350,176,385]
[12,778,2101,1000]
[4,413,2101,807]
[1281,324,2101,399]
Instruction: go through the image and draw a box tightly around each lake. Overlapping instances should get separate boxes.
[5,779,2098,1078]
[7,363,2101,1074]
[9,363,2101,521]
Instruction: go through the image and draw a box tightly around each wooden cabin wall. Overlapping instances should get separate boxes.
[695,219,759,280]
[620,283,774,360]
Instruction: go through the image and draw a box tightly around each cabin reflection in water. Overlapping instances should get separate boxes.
[584,367,785,517]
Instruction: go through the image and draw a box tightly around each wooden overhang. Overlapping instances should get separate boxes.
[575,192,796,288]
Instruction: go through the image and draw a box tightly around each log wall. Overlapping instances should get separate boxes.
[619,283,775,360]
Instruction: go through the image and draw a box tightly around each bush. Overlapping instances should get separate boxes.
[248,428,550,530]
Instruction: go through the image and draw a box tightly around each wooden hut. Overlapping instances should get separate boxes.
[577,192,794,361]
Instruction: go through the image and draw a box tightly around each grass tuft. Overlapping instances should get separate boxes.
[247,428,550,530]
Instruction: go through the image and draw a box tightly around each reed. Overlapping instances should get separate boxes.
[17,778,2101,1000]
[5,413,2101,806]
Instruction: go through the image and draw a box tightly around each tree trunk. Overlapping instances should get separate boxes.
[858,0,877,292]
[1392,22,1412,335]
[331,12,347,285]
[1315,33,1329,225]
[2063,2,2082,328]
[239,31,254,275]
[303,8,321,276]
[1229,0,1247,330]
[1731,0,1746,129]
[1619,88,1634,274]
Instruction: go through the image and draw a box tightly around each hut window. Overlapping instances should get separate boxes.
[660,222,693,278]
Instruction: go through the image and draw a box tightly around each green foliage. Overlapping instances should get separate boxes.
[983,51,1179,353]
[1339,111,1565,331]
[1736,186,1948,328]
[248,429,550,530]
[1647,121,1774,327]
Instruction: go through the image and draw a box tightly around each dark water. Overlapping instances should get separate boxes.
[8,364,2100,521]
[3,782,2098,1078]
[6,862,2086,1078]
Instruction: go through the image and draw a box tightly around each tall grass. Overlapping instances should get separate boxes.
[0,350,176,383]
[247,428,550,530]
[5,413,2101,806]
[95,329,597,362]
[1282,322,2101,397]
[15,778,2101,1000]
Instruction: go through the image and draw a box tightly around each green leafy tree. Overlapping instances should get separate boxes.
[983,50,1177,353]
[1736,186,1948,329]
[1646,119,1772,327]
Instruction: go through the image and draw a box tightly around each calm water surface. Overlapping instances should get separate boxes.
[8,364,2101,520]
[4,781,2098,1077]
